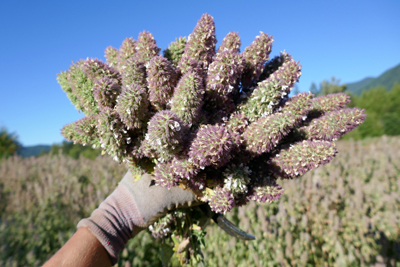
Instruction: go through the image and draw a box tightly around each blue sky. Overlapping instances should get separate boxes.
[1,0,399,146]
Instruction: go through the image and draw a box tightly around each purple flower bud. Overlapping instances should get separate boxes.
[225,112,249,135]
[300,108,366,141]
[279,92,313,121]
[154,162,180,189]
[218,31,241,54]
[270,140,338,179]
[104,46,119,69]
[135,31,161,64]
[178,14,216,75]
[206,50,245,97]
[163,37,187,67]
[118,38,136,70]
[208,186,235,214]
[170,71,204,127]
[115,83,149,130]
[93,77,121,111]
[147,55,179,110]
[147,110,187,161]
[170,157,200,180]
[83,58,121,83]
[121,57,147,88]
[242,113,297,156]
[97,108,130,162]
[188,125,234,168]
[246,181,283,203]
[240,59,302,121]
[258,51,293,82]
[241,32,274,89]
[309,93,351,118]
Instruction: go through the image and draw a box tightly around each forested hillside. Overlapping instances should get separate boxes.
[346,63,400,96]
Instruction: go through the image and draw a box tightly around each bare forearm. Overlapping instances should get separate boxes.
[42,227,112,267]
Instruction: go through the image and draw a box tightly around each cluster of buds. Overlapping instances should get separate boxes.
[58,14,366,217]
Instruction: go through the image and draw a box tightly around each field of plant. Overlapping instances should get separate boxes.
[0,136,399,266]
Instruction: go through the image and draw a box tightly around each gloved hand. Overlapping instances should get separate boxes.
[77,171,201,264]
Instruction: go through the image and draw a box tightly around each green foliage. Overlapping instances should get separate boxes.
[49,141,101,160]
[344,82,400,139]
[310,77,347,96]
[0,127,21,159]
[0,136,399,266]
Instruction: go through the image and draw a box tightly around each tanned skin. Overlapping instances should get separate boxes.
[42,227,112,267]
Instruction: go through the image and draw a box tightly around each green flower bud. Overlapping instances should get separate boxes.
[163,37,187,67]
[170,71,204,127]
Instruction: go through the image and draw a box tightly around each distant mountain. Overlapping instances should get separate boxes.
[18,145,51,158]
[346,63,400,96]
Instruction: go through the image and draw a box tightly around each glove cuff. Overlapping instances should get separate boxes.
[77,184,145,265]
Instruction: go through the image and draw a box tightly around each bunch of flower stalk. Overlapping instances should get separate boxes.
[58,13,365,259]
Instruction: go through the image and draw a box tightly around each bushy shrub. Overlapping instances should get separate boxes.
[0,136,399,266]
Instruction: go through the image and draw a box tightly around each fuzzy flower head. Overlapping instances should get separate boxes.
[242,112,297,156]
[163,37,187,67]
[270,140,338,179]
[147,55,178,110]
[225,112,249,135]
[170,157,200,180]
[223,163,251,194]
[121,57,147,88]
[279,91,313,120]
[170,71,204,127]
[96,108,130,162]
[309,93,351,118]
[188,125,234,168]
[93,77,121,111]
[135,31,161,64]
[300,108,366,141]
[206,49,245,97]
[240,59,302,121]
[154,162,180,189]
[104,46,119,68]
[208,186,235,214]
[241,32,274,89]
[115,83,149,130]
[118,38,137,70]
[246,181,283,203]
[259,51,293,82]
[218,31,241,54]
[57,68,82,112]
[59,60,101,115]
[147,110,187,161]
[82,58,121,83]
[178,13,217,75]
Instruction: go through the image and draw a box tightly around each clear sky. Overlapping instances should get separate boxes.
[1,0,399,146]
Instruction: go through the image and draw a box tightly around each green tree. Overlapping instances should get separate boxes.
[0,127,21,159]
[310,77,347,96]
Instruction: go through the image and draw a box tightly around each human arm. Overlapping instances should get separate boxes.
[42,171,199,266]
[42,227,112,267]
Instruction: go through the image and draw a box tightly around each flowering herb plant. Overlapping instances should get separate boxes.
[58,14,365,265]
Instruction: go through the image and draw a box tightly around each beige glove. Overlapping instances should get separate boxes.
[77,171,200,264]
